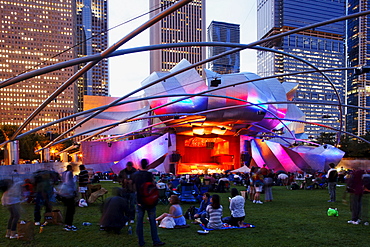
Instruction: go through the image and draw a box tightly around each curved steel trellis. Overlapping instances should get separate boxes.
[33,66,370,152]
[1,9,370,158]
[2,9,369,147]
[6,0,193,142]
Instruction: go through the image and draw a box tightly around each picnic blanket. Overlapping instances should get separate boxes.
[200,223,255,231]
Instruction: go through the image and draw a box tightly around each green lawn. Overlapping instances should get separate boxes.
[0,182,367,247]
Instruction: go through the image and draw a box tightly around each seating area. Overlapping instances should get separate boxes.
[87,184,108,204]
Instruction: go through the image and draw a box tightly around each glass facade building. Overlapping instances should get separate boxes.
[207,21,240,74]
[149,0,206,75]
[76,0,108,112]
[0,0,77,133]
[347,0,370,136]
[257,0,346,140]
[0,0,108,135]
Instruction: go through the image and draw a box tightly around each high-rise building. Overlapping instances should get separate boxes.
[0,0,77,134]
[347,0,370,137]
[149,0,206,75]
[76,0,108,112]
[257,0,346,140]
[207,21,240,74]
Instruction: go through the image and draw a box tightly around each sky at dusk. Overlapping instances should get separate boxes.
[108,0,257,97]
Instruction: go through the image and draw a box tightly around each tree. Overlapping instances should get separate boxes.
[316,132,336,145]
[339,132,370,157]
[0,125,75,162]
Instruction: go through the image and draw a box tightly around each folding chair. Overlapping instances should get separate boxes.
[158,188,169,205]
[87,184,107,203]
[179,183,197,203]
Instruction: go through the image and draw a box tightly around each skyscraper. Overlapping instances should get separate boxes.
[347,0,370,137]
[149,0,206,75]
[76,0,108,112]
[257,0,346,140]
[0,0,109,135]
[0,0,77,134]
[207,21,240,74]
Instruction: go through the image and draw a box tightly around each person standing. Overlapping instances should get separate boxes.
[118,161,137,224]
[132,159,165,247]
[1,179,23,239]
[78,165,89,201]
[252,169,264,204]
[264,170,274,202]
[362,171,370,226]
[33,170,53,226]
[347,169,365,225]
[327,163,338,202]
[60,165,77,231]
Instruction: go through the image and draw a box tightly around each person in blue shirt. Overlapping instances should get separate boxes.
[193,192,211,222]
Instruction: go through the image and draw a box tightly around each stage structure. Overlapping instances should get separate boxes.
[77,59,344,174]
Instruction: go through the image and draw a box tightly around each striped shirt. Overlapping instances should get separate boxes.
[206,205,223,229]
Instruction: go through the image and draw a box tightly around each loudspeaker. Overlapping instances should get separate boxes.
[210,79,221,87]
[170,153,181,162]
[241,152,250,161]
[169,164,176,174]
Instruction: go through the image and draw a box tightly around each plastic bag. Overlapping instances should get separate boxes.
[159,216,176,229]
[327,208,338,217]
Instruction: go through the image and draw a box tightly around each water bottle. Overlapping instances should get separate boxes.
[128,225,132,235]
[82,222,92,226]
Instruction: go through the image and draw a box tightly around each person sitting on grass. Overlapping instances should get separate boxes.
[222,188,245,227]
[156,195,188,228]
[200,194,223,229]
[192,192,211,223]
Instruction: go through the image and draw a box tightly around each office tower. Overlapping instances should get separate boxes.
[257,0,345,140]
[207,21,240,74]
[0,0,77,134]
[347,0,370,137]
[76,0,108,112]
[149,0,206,75]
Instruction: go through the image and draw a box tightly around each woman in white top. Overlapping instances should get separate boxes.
[222,188,245,227]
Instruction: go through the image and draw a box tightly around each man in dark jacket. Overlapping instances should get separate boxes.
[100,187,129,234]
[132,159,164,247]
[118,161,137,223]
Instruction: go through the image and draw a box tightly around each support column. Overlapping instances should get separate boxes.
[60,152,68,162]
[43,148,50,162]
[5,140,19,165]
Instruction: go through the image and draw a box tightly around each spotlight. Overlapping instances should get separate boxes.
[210,79,221,87]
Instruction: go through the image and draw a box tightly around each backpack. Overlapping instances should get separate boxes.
[140,182,159,207]
[184,206,196,220]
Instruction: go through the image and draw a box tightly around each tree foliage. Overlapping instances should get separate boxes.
[0,125,74,162]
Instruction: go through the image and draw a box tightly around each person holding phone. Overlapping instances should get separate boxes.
[222,188,245,227]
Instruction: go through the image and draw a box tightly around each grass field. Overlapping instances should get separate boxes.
[0,181,367,247]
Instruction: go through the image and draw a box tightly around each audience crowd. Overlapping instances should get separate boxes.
[1,161,370,245]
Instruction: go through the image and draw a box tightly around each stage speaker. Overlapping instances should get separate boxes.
[210,79,221,87]
[241,153,250,161]
[170,153,181,162]
[169,163,176,174]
